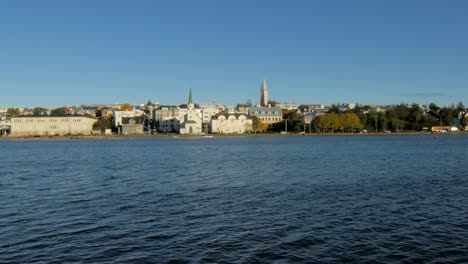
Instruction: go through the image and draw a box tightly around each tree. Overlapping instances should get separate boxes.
[284,110,299,121]
[267,100,279,107]
[427,103,443,125]
[328,104,340,114]
[51,107,67,116]
[341,113,362,132]
[179,103,199,108]
[252,116,267,133]
[246,99,252,107]
[33,107,48,116]
[120,103,133,111]
[7,108,20,117]
[456,101,466,128]
[315,114,333,132]
[93,118,111,132]
[329,113,341,131]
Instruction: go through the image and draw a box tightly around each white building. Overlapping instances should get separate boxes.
[248,106,283,125]
[114,109,145,127]
[211,114,252,134]
[202,107,222,124]
[179,89,203,134]
[10,116,96,136]
[155,105,181,132]
[276,102,300,110]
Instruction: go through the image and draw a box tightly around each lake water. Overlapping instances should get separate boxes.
[0,135,467,263]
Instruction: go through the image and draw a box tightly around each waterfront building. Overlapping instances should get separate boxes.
[155,105,181,132]
[260,80,268,106]
[1,108,12,136]
[248,106,283,125]
[120,115,145,135]
[249,80,283,125]
[202,108,222,124]
[201,107,222,132]
[10,116,96,136]
[211,113,252,134]
[180,88,202,134]
[113,109,145,127]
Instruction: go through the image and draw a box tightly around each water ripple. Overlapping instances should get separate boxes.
[0,135,467,263]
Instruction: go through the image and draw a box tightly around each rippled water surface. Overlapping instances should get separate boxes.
[1,135,467,263]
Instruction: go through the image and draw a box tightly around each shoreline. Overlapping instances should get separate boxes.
[1,131,467,140]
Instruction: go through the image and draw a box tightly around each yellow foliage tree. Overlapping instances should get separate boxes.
[252,116,268,133]
[120,103,133,111]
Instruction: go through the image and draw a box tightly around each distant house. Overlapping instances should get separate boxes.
[120,115,145,135]
[300,111,324,124]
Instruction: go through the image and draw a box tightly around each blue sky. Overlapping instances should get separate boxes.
[0,0,467,108]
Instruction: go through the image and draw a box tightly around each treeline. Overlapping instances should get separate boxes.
[6,107,90,117]
[323,102,467,132]
[267,102,467,133]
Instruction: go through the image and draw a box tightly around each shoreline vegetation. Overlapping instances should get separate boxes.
[2,131,467,140]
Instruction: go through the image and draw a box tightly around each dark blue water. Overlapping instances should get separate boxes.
[1,135,467,263]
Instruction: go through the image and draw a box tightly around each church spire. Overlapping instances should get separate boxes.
[188,88,194,110]
[260,80,268,106]
[188,88,193,105]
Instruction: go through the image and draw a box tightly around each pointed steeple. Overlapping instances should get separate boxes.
[188,88,194,110]
[260,80,268,106]
[188,88,193,105]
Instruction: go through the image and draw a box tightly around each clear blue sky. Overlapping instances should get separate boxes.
[1,0,467,108]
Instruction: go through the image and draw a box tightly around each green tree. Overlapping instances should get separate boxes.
[427,102,443,125]
[33,107,48,116]
[267,100,278,107]
[456,101,467,127]
[51,107,67,116]
[179,103,200,108]
[7,108,20,117]
[328,104,340,114]
[93,118,111,132]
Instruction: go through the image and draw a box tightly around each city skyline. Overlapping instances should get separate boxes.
[1,0,467,107]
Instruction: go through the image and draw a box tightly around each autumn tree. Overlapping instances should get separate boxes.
[252,116,268,133]
[120,103,133,111]
[340,113,362,132]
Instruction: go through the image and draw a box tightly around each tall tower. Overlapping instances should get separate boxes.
[188,88,194,110]
[260,80,268,106]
